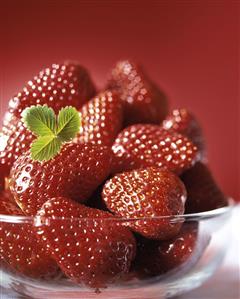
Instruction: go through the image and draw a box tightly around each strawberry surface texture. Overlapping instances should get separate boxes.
[6,62,96,119]
[75,90,123,146]
[181,162,228,213]
[112,124,200,174]
[162,108,205,158]
[102,167,186,240]
[9,143,112,215]
[0,190,58,278]
[133,223,200,276]
[108,60,168,126]
[36,197,136,288]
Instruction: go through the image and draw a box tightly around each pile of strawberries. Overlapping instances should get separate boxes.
[0,60,228,289]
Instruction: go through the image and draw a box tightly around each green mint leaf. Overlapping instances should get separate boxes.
[57,106,81,142]
[31,136,62,162]
[22,105,56,137]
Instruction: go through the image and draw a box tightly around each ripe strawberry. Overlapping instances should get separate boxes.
[75,90,123,146]
[162,108,205,158]
[9,143,112,215]
[0,190,22,215]
[112,124,200,175]
[181,162,228,213]
[102,167,186,240]
[0,167,4,190]
[0,190,58,278]
[0,115,34,182]
[36,197,136,288]
[134,223,206,276]
[107,60,168,126]
[6,62,96,119]
[0,62,96,181]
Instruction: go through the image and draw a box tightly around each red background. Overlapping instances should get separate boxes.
[0,1,239,199]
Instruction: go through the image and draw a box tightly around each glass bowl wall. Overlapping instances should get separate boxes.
[0,204,233,299]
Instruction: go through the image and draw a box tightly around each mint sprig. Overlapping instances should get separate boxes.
[22,105,81,162]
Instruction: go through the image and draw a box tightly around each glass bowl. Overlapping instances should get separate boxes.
[0,202,233,299]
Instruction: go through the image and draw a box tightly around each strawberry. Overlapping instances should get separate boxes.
[107,60,168,126]
[9,143,112,215]
[0,115,34,183]
[75,90,123,146]
[0,167,4,190]
[112,124,200,175]
[181,162,228,213]
[134,223,206,276]
[36,197,136,288]
[6,62,96,119]
[102,167,186,240]
[0,62,96,181]
[0,190,22,215]
[0,190,58,278]
[162,108,205,158]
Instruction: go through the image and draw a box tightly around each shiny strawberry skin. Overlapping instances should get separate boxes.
[75,90,123,146]
[102,167,186,240]
[6,62,96,119]
[0,115,34,181]
[112,124,200,175]
[181,162,228,213]
[9,143,112,215]
[107,60,168,126]
[0,62,96,181]
[134,223,200,276]
[36,197,136,288]
[0,190,22,216]
[162,108,205,158]
[0,190,58,278]
[0,173,4,191]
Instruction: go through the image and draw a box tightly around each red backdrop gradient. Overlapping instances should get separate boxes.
[0,1,239,199]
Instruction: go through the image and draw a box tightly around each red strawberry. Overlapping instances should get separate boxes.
[0,62,96,181]
[0,115,34,182]
[0,190,22,215]
[107,60,168,126]
[36,197,136,288]
[9,143,112,215]
[134,222,208,276]
[181,162,228,213]
[75,90,123,146]
[162,108,205,158]
[0,166,5,190]
[6,62,96,119]
[112,124,200,175]
[0,190,58,278]
[102,167,186,240]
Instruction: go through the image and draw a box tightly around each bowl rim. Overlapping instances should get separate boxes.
[0,198,234,224]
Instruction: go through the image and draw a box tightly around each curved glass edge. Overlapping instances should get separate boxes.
[0,198,235,224]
